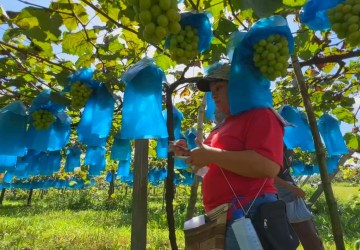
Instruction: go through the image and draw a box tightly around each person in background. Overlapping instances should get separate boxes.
[275,147,324,250]
[171,63,289,249]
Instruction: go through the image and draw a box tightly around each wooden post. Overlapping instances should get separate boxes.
[165,87,178,250]
[108,169,115,199]
[0,188,6,205]
[292,55,345,250]
[27,189,33,206]
[131,139,149,250]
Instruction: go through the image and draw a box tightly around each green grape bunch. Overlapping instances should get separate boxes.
[70,82,93,110]
[168,25,199,64]
[127,0,181,43]
[253,34,289,81]
[32,109,56,130]
[327,0,360,47]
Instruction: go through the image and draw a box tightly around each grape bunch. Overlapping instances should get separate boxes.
[70,82,93,109]
[168,25,199,64]
[127,0,181,43]
[327,0,360,47]
[253,34,289,81]
[32,109,55,130]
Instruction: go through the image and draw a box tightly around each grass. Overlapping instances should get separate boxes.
[0,208,184,249]
[0,182,359,249]
[332,186,360,203]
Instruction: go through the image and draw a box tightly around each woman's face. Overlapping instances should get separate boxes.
[210,80,230,115]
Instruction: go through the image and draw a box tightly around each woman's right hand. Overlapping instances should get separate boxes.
[169,139,190,156]
[290,186,306,199]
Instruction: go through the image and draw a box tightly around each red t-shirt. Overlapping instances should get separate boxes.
[202,108,284,212]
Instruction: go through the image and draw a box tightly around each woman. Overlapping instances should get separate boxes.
[171,63,290,249]
[275,147,324,250]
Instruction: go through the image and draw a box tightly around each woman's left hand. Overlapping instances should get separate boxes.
[185,143,217,170]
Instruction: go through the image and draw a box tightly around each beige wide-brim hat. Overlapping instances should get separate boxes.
[196,63,230,92]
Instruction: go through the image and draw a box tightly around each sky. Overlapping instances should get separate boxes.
[0,0,357,135]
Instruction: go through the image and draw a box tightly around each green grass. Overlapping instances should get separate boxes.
[332,186,360,203]
[0,182,359,249]
[0,207,185,249]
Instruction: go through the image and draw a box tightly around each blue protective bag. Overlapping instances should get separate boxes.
[318,114,348,156]
[77,83,115,146]
[205,92,215,121]
[0,101,27,156]
[279,106,315,152]
[228,16,294,115]
[0,155,17,171]
[105,171,115,182]
[3,172,14,183]
[84,146,106,166]
[120,172,134,186]
[326,155,340,174]
[117,160,131,177]
[291,160,306,176]
[64,146,82,172]
[110,133,132,161]
[26,90,71,152]
[156,138,168,159]
[185,127,198,150]
[180,170,194,186]
[120,58,168,139]
[89,157,106,177]
[179,12,212,53]
[149,168,167,186]
[38,151,62,176]
[300,0,344,30]
[163,107,184,140]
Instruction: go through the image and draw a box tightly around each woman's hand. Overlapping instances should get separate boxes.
[169,139,190,156]
[290,186,306,199]
[186,143,217,170]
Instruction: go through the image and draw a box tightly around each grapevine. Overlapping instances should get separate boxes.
[70,82,93,110]
[328,0,360,47]
[168,25,199,64]
[253,34,290,81]
[127,0,181,43]
[32,109,55,130]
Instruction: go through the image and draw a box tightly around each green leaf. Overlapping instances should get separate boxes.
[322,63,336,73]
[76,54,94,68]
[344,133,359,150]
[238,0,283,18]
[282,0,306,7]
[15,7,61,41]
[14,7,39,29]
[108,37,124,53]
[332,107,354,123]
[154,54,175,71]
[51,1,88,31]
[204,0,224,19]
[31,39,54,58]
[216,18,238,34]
[62,30,96,56]
[2,28,23,42]
[295,28,320,60]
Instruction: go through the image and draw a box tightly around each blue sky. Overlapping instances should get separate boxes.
[0,0,356,135]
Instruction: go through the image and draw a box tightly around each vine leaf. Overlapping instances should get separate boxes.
[238,0,283,18]
[282,0,306,7]
[62,30,97,56]
[332,107,354,123]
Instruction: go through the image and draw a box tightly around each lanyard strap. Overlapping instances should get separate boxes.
[219,167,267,216]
